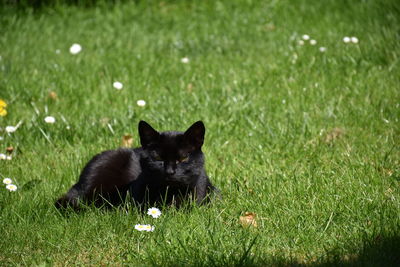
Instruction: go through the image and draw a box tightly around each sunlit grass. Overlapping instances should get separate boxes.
[1,0,399,265]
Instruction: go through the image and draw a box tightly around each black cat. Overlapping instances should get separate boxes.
[55,121,217,210]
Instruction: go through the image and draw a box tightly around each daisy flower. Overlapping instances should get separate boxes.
[181,57,190,63]
[309,39,317,45]
[113,81,123,90]
[144,225,155,232]
[6,184,17,192]
[69,43,82,55]
[302,34,310,40]
[147,207,162,218]
[319,47,327,52]
[0,153,6,160]
[298,40,305,46]
[351,37,359,44]
[134,224,155,232]
[137,100,146,107]
[3,178,12,184]
[44,116,56,124]
[5,126,16,133]
[343,37,351,43]
[134,224,146,231]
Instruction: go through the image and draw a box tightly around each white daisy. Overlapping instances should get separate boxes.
[134,224,146,231]
[44,116,56,124]
[351,37,359,44]
[137,100,146,107]
[319,47,327,52]
[113,81,123,90]
[343,37,351,43]
[302,34,310,40]
[6,184,17,192]
[134,224,155,232]
[5,126,16,133]
[147,207,162,218]
[6,155,12,160]
[0,153,6,160]
[69,43,82,55]
[3,178,12,184]
[181,57,190,63]
[298,40,305,46]
[309,39,317,45]
[144,225,155,232]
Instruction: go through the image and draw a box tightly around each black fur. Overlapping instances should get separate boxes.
[55,121,216,210]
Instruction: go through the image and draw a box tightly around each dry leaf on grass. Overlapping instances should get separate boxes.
[121,134,133,148]
[239,212,258,228]
[186,83,193,92]
[99,117,110,126]
[6,146,14,154]
[264,23,276,31]
[382,168,393,177]
[49,91,58,100]
[325,127,345,143]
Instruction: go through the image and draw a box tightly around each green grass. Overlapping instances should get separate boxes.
[1,0,399,265]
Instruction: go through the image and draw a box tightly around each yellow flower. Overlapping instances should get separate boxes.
[0,99,7,117]
[0,99,7,108]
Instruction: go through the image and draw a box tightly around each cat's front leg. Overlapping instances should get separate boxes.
[195,175,221,205]
[194,177,213,205]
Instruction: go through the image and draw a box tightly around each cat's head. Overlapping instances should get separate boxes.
[138,121,205,179]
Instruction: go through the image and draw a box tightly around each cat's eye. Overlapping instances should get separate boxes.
[177,156,189,163]
[153,154,163,161]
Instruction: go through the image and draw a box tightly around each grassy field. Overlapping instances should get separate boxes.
[1,0,399,265]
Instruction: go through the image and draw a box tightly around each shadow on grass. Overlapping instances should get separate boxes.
[259,234,400,267]
[2,0,125,10]
[317,234,400,267]
[148,233,400,267]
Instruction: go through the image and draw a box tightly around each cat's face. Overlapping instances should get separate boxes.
[138,121,205,181]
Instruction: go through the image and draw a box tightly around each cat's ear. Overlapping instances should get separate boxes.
[138,121,160,147]
[183,121,205,150]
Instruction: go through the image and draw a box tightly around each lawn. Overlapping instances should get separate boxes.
[0,0,399,265]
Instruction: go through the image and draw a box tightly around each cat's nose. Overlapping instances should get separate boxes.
[166,168,175,175]
[165,162,176,175]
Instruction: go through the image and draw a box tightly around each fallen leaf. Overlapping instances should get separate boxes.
[325,127,345,143]
[186,83,193,92]
[121,134,133,148]
[100,117,110,126]
[49,91,58,100]
[239,212,258,228]
[264,23,276,31]
[383,168,393,177]
[6,146,14,154]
